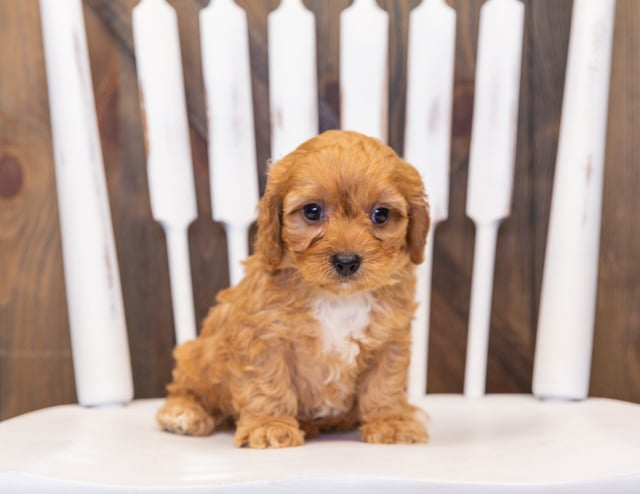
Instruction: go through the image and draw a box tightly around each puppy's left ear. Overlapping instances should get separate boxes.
[399,161,431,264]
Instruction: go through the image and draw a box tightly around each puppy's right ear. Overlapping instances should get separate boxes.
[255,183,283,271]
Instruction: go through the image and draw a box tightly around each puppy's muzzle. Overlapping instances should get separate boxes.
[331,253,362,278]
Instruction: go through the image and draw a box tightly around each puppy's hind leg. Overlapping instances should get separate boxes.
[156,338,227,437]
[156,394,216,436]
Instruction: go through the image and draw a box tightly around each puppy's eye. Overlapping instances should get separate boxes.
[371,207,390,225]
[302,203,323,222]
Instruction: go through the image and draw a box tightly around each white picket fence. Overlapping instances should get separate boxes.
[39,0,614,408]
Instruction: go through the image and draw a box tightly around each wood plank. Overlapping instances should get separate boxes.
[305,0,350,133]
[235,0,279,194]
[487,0,573,395]
[0,0,76,419]
[379,0,420,153]
[592,0,640,403]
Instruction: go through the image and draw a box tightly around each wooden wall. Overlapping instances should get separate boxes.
[1,0,638,420]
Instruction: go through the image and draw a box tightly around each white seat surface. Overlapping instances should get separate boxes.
[1,395,639,493]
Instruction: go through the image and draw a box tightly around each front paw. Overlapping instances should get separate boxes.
[234,416,305,448]
[360,411,429,444]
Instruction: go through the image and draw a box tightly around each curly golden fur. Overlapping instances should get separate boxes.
[156,130,430,448]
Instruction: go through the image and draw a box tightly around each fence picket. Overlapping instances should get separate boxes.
[340,0,388,141]
[533,0,616,401]
[464,0,524,398]
[404,0,456,398]
[268,0,318,160]
[200,0,260,287]
[132,0,198,344]
[39,0,133,405]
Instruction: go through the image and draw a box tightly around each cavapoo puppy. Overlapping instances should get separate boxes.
[157,130,430,448]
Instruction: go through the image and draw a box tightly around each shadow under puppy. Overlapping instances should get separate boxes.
[157,130,430,448]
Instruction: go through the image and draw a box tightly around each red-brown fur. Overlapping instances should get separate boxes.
[157,130,430,448]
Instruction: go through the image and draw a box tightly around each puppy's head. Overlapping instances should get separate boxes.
[256,130,429,294]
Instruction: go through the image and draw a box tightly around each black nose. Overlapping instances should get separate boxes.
[331,253,362,277]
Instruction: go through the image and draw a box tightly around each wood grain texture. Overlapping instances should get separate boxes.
[1,0,639,420]
[305,0,350,133]
[592,0,640,402]
[0,0,76,418]
[527,0,572,357]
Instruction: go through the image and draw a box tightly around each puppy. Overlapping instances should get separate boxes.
[156,130,430,448]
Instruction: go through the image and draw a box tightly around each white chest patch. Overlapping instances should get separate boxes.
[311,293,373,365]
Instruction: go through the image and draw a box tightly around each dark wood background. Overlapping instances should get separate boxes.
[1,0,639,420]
